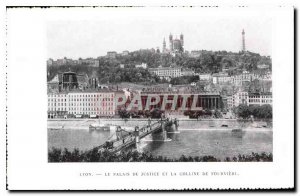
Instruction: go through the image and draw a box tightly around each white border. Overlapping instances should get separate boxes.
[5,6,294,190]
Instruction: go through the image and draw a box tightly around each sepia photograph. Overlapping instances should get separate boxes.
[46,10,273,162]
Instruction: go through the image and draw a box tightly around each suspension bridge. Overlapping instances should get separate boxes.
[93,118,179,153]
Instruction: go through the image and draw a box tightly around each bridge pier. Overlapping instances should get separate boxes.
[134,126,140,144]
[161,121,168,141]
[173,118,179,130]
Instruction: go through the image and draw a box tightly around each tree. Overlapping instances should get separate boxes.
[150,108,163,119]
[214,110,223,118]
[118,109,130,119]
[235,104,251,119]
[235,104,272,119]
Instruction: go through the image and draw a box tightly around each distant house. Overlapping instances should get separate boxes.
[135,63,147,69]
[212,73,231,84]
[148,67,182,80]
[107,51,117,59]
[231,71,253,86]
[249,92,272,106]
[190,82,197,86]
[122,50,129,56]
[190,50,202,58]
[257,64,270,69]
[199,74,212,81]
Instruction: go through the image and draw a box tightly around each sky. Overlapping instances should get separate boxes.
[47,8,272,59]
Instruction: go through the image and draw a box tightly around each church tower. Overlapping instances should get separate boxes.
[180,33,184,52]
[180,33,184,47]
[242,29,246,52]
[162,38,166,52]
[169,33,173,52]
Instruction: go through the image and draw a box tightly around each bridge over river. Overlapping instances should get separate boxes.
[93,118,179,153]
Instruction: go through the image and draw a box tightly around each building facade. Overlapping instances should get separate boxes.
[231,71,254,86]
[107,51,117,59]
[148,67,182,79]
[212,73,231,84]
[48,91,124,118]
[248,92,272,106]
[135,63,147,69]
[140,92,223,111]
[199,74,212,81]
[226,91,272,109]
[122,50,129,56]
[231,91,249,107]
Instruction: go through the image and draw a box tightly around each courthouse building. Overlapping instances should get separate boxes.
[140,91,223,111]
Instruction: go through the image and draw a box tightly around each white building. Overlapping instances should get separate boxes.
[148,67,182,79]
[212,73,231,84]
[225,95,232,109]
[226,91,272,109]
[68,92,115,117]
[135,63,147,69]
[122,50,129,56]
[199,74,212,81]
[257,64,270,69]
[248,92,272,106]
[231,71,253,86]
[231,91,249,107]
[48,93,69,118]
[48,91,124,118]
[190,50,202,58]
[190,82,197,86]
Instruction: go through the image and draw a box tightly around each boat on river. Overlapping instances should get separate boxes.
[89,122,135,132]
[232,128,242,133]
[89,123,111,131]
[231,128,244,138]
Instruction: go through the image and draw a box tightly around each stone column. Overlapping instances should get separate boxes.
[213,97,216,109]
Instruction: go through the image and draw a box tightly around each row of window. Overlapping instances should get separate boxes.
[69,94,113,98]
[48,98,114,103]
[69,107,113,111]
[48,94,114,98]
[49,107,114,112]
[48,102,113,107]
[68,112,114,115]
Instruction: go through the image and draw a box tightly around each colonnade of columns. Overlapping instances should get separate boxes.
[140,95,222,110]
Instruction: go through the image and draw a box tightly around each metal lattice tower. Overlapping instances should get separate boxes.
[242,29,246,52]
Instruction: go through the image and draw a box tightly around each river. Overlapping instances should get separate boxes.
[48,119,272,160]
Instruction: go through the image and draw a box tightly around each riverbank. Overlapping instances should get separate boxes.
[48,148,273,162]
[48,118,272,131]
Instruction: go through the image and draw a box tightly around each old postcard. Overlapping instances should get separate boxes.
[6,6,294,190]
